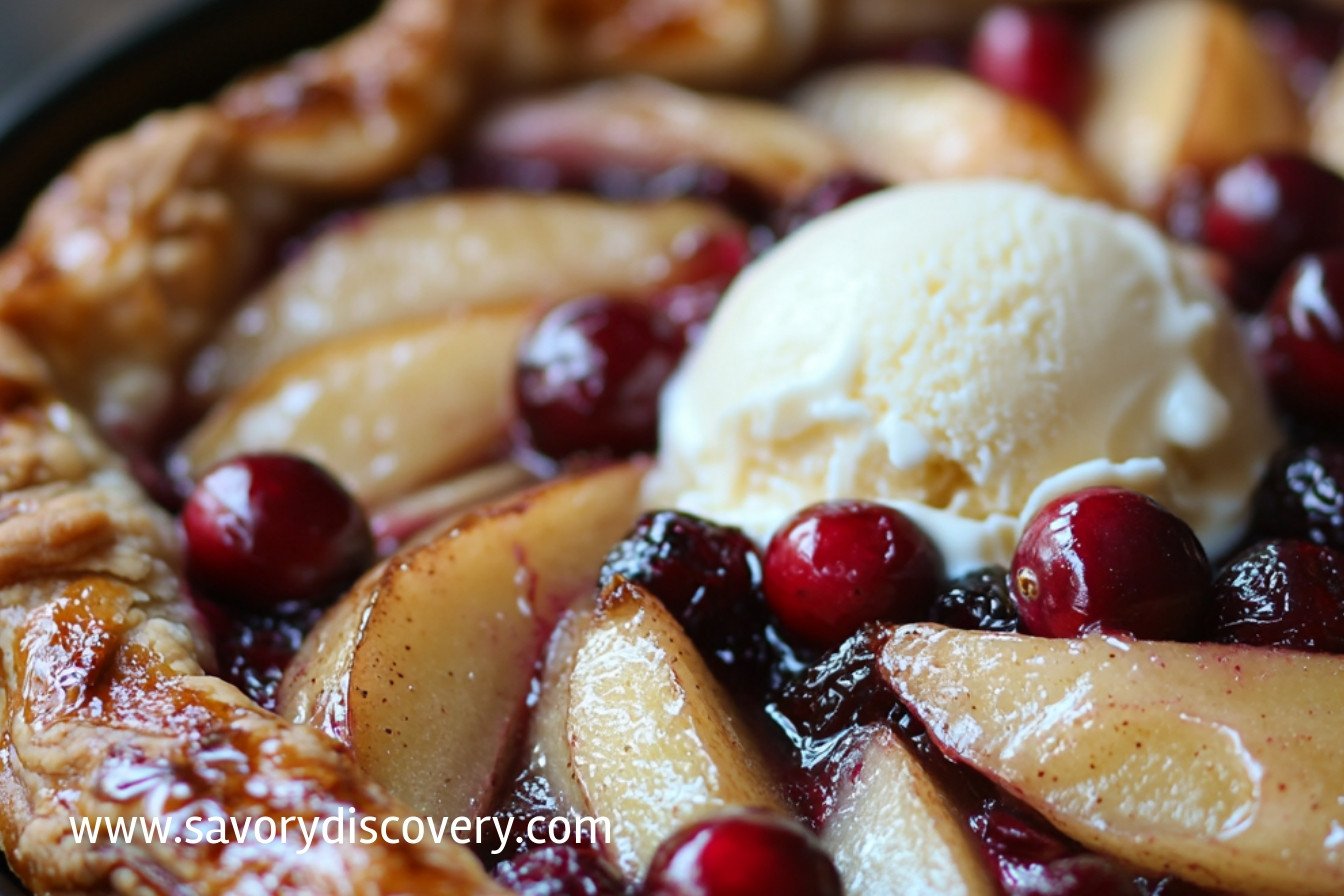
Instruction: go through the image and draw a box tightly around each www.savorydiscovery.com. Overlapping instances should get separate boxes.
[69,808,611,856]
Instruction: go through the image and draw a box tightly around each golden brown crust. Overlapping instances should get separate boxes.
[0,332,503,895]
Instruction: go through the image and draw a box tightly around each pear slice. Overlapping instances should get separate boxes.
[793,64,1111,200]
[277,461,647,819]
[1311,55,1344,175]
[476,77,852,200]
[177,306,530,505]
[565,580,788,877]
[881,624,1344,896]
[368,461,536,555]
[1083,0,1305,210]
[190,194,736,400]
[821,725,996,896]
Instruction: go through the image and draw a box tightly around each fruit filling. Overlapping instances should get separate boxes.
[57,1,1344,894]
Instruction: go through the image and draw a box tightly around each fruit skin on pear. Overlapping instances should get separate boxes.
[880,623,1344,896]
[564,578,788,878]
[820,724,997,896]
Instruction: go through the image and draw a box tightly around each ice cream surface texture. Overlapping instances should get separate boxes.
[647,180,1280,573]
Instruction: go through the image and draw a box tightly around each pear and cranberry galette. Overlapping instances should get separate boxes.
[2,1,1344,895]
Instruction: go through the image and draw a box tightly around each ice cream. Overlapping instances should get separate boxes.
[646,180,1280,573]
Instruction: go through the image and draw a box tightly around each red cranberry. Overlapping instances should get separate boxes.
[599,510,771,685]
[1212,539,1344,653]
[969,6,1090,123]
[643,811,841,896]
[182,454,373,610]
[1011,487,1212,640]
[930,566,1021,632]
[592,163,773,222]
[772,171,886,236]
[514,297,685,461]
[763,501,942,647]
[1261,251,1344,423]
[1251,443,1344,549]
[1202,154,1344,305]
[651,231,752,343]
[492,844,625,896]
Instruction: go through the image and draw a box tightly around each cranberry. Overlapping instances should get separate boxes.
[210,607,321,711]
[1202,154,1344,307]
[514,298,685,462]
[1011,487,1212,640]
[763,501,942,647]
[182,454,373,610]
[930,566,1020,632]
[1212,539,1344,653]
[772,171,886,236]
[492,844,625,896]
[969,6,1090,123]
[765,625,899,764]
[599,511,770,685]
[1251,443,1344,549]
[1261,251,1344,423]
[643,811,841,896]
[651,231,752,343]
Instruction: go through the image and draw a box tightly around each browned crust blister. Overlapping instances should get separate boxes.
[0,0,1332,893]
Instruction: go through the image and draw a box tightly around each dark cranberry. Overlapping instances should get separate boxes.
[764,625,899,765]
[772,171,886,236]
[651,231,752,343]
[763,501,942,647]
[643,811,841,896]
[1212,539,1344,652]
[182,454,373,610]
[969,6,1090,123]
[209,606,322,711]
[1202,154,1344,305]
[930,566,1020,632]
[1251,443,1344,548]
[1011,487,1212,640]
[492,844,625,896]
[514,298,685,461]
[1261,251,1344,423]
[599,511,769,685]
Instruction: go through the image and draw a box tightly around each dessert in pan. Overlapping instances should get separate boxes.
[0,0,1342,893]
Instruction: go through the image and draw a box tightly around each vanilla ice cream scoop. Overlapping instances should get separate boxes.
[647,180,1280,572]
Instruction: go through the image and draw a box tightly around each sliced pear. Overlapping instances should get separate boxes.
[190,194,736,399]
[278,461,647,819]
[368,461,536,555]
[476,77,852,200]
[1083,0,1305,210]
[178,307,530,505]
[1311,55,1344,175]
[793,65,1111,200]
[566,580,788,877]
[881,624,1344,896]
[822,725,996,896]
